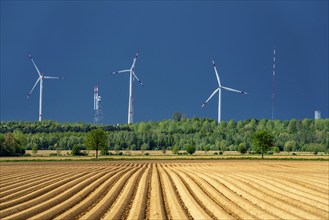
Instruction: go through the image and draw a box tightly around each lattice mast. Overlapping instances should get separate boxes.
[93,84,103,124]
[272,49,276,120]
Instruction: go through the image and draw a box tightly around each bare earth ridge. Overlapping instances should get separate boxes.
[0,160,328,219]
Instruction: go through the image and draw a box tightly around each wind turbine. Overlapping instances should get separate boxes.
[113,51,144,124]
[27,54,64,121]
[201,59,247,124]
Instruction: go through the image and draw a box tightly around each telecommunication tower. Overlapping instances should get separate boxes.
[272,48,276,120]
[94,84,103,124]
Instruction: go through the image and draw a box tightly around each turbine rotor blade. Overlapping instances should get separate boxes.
[29,54,42,77]
[130,51,139,70]
[212,59,221,87]
[221,86,247,94]
[132,72,144,86]
[27,77,41,98]
[44,76,64,80]
[201,88,220,108]
[112,70,130,74]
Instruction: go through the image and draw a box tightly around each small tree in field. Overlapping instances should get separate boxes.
[203,145,210,154]
[272,146,280,153]
[162,146,167,155]
[252,130,275,159]
[238,143,247,154]
[32,145,38,155]
[172,146,179,155]
[71,145,82,156]
[114,144,120,155]
[186,146,196,155]
[101,145,109,156]
[84,129,108,159]
[284,141,296,154]
[141,143,148,155]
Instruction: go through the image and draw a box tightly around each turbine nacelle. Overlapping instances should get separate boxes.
[112,51,144,124]
[27,53,64,121]
[201,59,247,124]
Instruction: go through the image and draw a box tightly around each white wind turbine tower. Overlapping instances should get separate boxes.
[27,54,64,121]
[201,59,247,124]
[113,51,144,124]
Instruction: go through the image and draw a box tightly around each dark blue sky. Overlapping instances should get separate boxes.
[1,1,328,124]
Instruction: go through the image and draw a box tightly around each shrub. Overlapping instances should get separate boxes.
[71,145,80,156]
[238,143,247,154]
[114,144,120,155]
[100,146,109,156]
[141,143,148,155]
[172,146,179,155]
[32,145,38,155]
[162,146,167,155]
[203,145,210,154]
[272,146,280,153]
[284,141,296,153]
[186,146,196,155]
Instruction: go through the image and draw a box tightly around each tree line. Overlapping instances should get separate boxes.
[1,116,328,156]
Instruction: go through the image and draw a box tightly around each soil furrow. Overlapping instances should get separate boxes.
[241,174,328,208]
[78,166,139,220]
[126,165,151,220]
[147,164,167,220]
[163,166,211,219]
[0,171,75,202]
[157,164,190,220]
[178,166,257,220]
[102,166,145,219]
[228,172,328,219]
[0,171,92,212]
[201,169,305,220]
[171,167,234,219]
[224,173,322,219]
[54,166,131,220]
[2,170,108,220]
[29,167,125,220]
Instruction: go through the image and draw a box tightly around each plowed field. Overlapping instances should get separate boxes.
[1,160,328,219]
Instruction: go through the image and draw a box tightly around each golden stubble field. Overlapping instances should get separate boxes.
[0,160,328,220]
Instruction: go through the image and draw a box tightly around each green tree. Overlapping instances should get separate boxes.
[141,143,148,155]
[172,112,183,121]
[71,145,81,156]
[32,145,38,155]
[162,146,167,155]
[13,130,27,149]
[203,145,210,154]
[172,146,179,155]
[238,143,247,154]
[84,129,108,159]
[101,145,109,156]
[0,133,26,156]
[114,144,120,155]
[284,141,296,154]
[186,145,196,155]
[272,146,280,153]
[252,130,275,159]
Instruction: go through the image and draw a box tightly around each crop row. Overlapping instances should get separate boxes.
[0,161,328,219]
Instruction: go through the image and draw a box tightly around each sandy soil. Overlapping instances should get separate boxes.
[0,160,328,219]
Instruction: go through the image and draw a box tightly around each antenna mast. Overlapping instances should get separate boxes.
[272,49,276,120]
[94,84,103,124]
